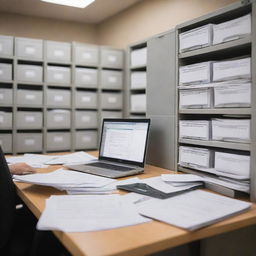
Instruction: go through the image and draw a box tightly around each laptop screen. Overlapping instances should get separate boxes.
[99,119,150,167]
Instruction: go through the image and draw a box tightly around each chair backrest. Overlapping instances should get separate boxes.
[0,146,16,249]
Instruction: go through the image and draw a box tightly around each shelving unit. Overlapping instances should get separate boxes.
[0,37,124,154]
[176,1,255,200]
[126,40,147,117]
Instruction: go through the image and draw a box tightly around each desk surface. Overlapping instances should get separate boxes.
[15,152,256,256]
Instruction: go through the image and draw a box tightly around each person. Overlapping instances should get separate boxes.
[9,163,36,175]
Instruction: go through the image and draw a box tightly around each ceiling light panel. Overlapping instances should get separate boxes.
[40,0,95,8]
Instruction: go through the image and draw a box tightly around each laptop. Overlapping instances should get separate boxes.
[67,118,151,178]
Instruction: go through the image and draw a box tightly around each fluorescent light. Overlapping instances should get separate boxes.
[40,0,95,8]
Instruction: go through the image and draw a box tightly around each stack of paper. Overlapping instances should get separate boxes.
[131,71,147,89]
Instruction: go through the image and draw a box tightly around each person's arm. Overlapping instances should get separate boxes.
[9,163,37,175]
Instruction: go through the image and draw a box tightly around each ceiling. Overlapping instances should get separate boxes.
[0,0,143,24]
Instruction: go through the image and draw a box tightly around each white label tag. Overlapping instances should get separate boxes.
[108,76,117,83]
[53,73,64,80]
[25,46,36,55]
[54,95,64,102]
[54,136,63,142]
[54,115,64,122]
[82,136,91,142]
[108,55,117,63]
[82,52,92,59]
[54,50,64,57]
[0,69,3,75]
[108,97,117,103]
[25,94,36,100]
[81,116,91,122]
[0,93,3,100]
[82,96,91,102]
[82,74,92,82]
[25,70,35,78]
[0,116,3,123]
[25,116,35,122]
[25,139,35,146]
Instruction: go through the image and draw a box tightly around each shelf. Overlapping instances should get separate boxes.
[46,83,71,88]
[179,138,250,151]
[179,36,251,59]
[130,65,147,70]
[0,104,13,108]
[179,108,251,115]
[17,58,43,63]
[17,81,44,86]
[46,61,72,66]
[16,105,43,109]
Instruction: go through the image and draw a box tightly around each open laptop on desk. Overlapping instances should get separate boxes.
[67,118,150,178]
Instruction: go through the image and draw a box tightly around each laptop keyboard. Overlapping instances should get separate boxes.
[88,162,134,172]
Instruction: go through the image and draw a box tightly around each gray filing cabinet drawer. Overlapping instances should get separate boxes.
[46,132,71,151]
[101,70,123,89]
[0,134,12,153]
[17,89,43,106]
[16,133,43,153]
[74,44,99,66]
[75,131,98,150]
[0,63,12,81]
[46,41,71,63]
[0,111,12,129]
[0,88,12,105]
[16,111,43,129]
[101,111,122,120]
[46,66,71,85]
[46,89,71,107]
[75,111,98,129]
[101,49,123,69]
[75,91,97,108]
[46,110,71,129]
[74,68,98,88]
[0,35,13,57]
[15,37,43,60]
[101,93,122,109]
[17,64,43,83]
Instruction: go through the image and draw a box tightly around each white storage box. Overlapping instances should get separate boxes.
[46,132,71,151]
[179,24,213,53]
[16,133,43,153]
[101,70,123,90]
[75,111,98,129]
[213,57,251,82]
[179,61,212,85]
[101,93,122,110]
[213,14,251,45]
[0,134,12,153]
[16,37,43,60]
[0,111,12,129]
[131,71,147,89]
[179,120,210,140]
[17,64,43,83]
[0,63,12,81]
[101,48,123,69]
[131,47,147,67]
[75,91,97,109]
[46,66,71,85]
[46,110,71,129]
[46,41,71,63]
[212,119,250,142]
[214,82,251,108]
[0,35,13,57]
[131,94,146,112]
[16,111,43,129]
[215,151,250,177]
[101,111,122,120]
[46,89,71,107]
[179,87,212,109]
[73,43,99,66]
[17,89,43,106]
[0,88,12,105]
[75,131,98,150]
[74,68,98,88]
[179,146,212,168]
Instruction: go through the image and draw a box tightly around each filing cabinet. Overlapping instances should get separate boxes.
[0,88,12,105]
[130,94,146,112]
[17,89,43,106]
[75,131,98,150]
[75,91,98,109]
[46,41,71,63]
[0,134,12,153]
[100,48,123,69]
[17,64,43,83]
[15,37,43,60]
[101,70,123,90]
[0,63,12,81]
[16,133,43,152]
[46,89,71,107]
[75,110,98,129]
[0,35,13,57]
[46,132,71,151]
[46,110,71,129]
[101,92,122,110]
[46,66,71,85]
[0,111,12,129]
[74,68,98,88]
[73,43,99,66]
[16,111,43,129]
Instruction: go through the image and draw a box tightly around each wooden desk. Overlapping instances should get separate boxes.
[14,154,256,256]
